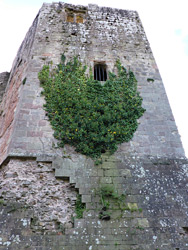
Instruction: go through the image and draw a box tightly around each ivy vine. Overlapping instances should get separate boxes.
[38,56,145,159]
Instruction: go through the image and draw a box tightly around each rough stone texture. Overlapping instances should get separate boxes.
[0,154,187,249]
[0,2,187,250]
[0,159,77,234]
[0,72,9,103]
[0,2,185,165]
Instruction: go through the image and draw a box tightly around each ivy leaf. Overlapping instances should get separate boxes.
[38,56,145,159]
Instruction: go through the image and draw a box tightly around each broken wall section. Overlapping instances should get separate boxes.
[0,154,188,249]
[0,159,77,234]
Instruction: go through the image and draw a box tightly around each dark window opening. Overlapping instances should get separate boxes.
[182,227,188,234]
[94,64,107,81]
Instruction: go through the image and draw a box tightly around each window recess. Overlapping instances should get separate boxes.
[94,64,107,81]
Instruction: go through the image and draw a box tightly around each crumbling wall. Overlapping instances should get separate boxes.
[0,159,76,234]
[0,154,187,249]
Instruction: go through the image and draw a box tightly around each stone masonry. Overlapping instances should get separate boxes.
[0,72,10,103]
[0,2,185,164]
[0,159,77,234]
[0,152,187,249]
[0,2,187,250]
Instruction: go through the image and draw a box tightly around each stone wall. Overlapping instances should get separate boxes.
[0,2,187,250]
[0,72,9,103]
[0,153,188,249]
[0,159,76,234]
[0,2,185,165]
[0,14,39,164]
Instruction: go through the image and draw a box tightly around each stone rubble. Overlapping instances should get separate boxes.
[0,159,77,233]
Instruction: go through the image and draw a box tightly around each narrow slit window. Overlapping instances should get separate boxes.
[94,64,107,81]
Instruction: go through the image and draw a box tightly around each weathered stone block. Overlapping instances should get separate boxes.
[120,169,132,177]
[104,169,119,177]
[81,195,91,203]
[136,218,150,228]
[100,177,112,184]
[127,203,138,210]
[100,161,115,169]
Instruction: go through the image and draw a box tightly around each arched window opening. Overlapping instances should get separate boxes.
[94,64,107,81]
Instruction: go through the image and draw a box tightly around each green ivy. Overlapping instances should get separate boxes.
[75,194,86,219]
[38,56,145,159]
[98,185,125,209]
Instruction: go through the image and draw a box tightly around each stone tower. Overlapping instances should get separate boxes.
[0,2,187,249]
